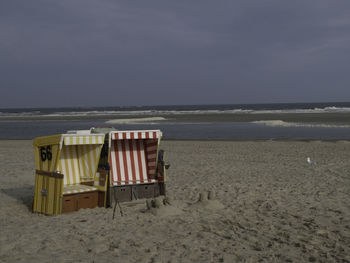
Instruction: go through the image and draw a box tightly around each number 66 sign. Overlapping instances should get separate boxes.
[40,146,52,161]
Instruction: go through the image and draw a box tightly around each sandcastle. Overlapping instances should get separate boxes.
[145,196,182,216]
[195,190,225,210]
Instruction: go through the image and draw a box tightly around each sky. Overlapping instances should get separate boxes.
[1,0,350,108]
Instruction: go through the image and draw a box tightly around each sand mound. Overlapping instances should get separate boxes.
[191,191,225,210]
[145,196,183,217]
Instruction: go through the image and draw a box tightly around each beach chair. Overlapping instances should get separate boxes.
[91,129,167,206]
[32,132,105,215]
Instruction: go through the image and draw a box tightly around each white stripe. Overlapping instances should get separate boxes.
[149,132,154,139]
[148,169,155,174]
[134,132,138,139]
[117,141,125,184]
[147,153,157,159]
[87,144,94,179]
[65,147,74,185]
[126,132,130,139]
[91,136,96,144]
[72,137,77,145]
[72,146,80,184]
[125,141,133,183]
[148,161,156,166]
[84,145,91,180]
[141,132,145,139]
[94,144,100,176]
[60,149,68,185]
[132,140,141,184]
[81,145,90,181]
[139,142,148,182]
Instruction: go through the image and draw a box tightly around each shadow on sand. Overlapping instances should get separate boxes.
[2,186,34,211]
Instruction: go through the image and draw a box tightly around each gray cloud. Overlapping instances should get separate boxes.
[1,0,349,107]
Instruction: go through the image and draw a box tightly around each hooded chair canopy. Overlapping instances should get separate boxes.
[108,130,161,186]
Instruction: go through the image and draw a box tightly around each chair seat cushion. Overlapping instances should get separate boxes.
[63,184,98,195]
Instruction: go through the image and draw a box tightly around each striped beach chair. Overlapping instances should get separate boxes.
[106,130,165,203]
[109,130,161,186]
[32,133,105,215]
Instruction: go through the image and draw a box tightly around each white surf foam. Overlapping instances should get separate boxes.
[106,117,166,124]
[253,120,350,128]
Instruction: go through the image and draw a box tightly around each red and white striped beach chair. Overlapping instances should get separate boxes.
[107,130,165,203]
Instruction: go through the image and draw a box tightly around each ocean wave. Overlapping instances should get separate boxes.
[1,106,350,118]
[253,120,350,128]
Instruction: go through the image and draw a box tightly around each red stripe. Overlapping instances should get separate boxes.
[123,133,127,139]
[129,140,137,184]
[130,132,134,139]
[138,132,142,139]
[153,131,157,138]
[121,141,129,184]
[115,141,122,185]
[147,158,156,163]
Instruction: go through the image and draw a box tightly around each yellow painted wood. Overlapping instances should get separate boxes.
[32,171,63,215]
[34,174,43,213]
[58,178,63,214]
[47,177,54,214]
[41,175,46,213]
[35,144,60,172]
[33,134,61,147]
[33,133,104,215]
[55,177,63,215]
[33,174,38,212]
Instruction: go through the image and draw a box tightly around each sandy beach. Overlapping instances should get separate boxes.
[0,140,349,262]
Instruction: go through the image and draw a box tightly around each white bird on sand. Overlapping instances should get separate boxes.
[307,157,312,164]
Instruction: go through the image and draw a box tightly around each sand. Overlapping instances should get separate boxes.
[0,140,349,262]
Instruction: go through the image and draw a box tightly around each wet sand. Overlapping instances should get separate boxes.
[1,140,349,262]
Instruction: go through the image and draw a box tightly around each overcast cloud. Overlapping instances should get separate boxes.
[1,0,349,108]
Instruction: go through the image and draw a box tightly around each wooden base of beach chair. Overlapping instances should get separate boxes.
[113,186,132,202]
[62,191,98,213]
[109,183,164,206]
[98,191,105,207]
[137,184,160,199]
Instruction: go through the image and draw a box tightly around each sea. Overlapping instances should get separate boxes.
[0,102,350,140]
